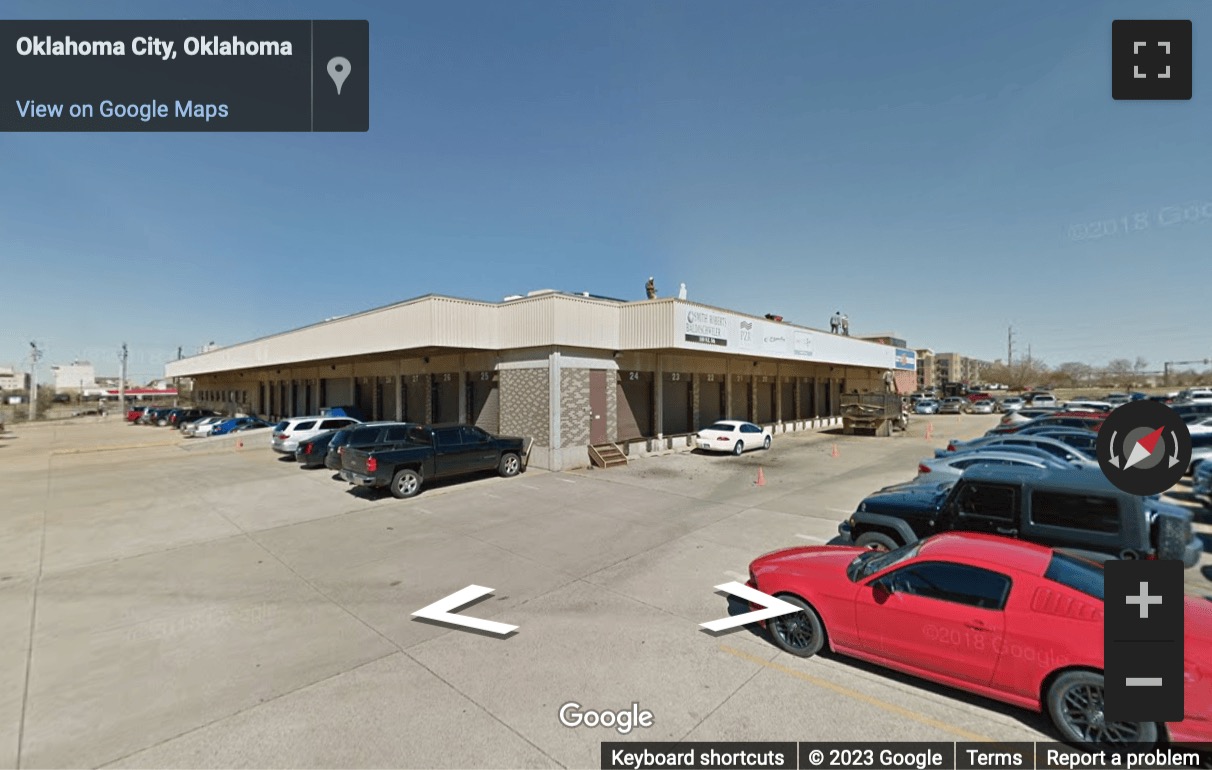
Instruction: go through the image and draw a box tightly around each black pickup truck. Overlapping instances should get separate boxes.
[837,465,1201,567]
[341,423,526,498]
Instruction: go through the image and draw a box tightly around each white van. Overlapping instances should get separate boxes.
[271,415,361,454]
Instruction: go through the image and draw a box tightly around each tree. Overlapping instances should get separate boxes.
[1054,362,1093,388]
[1104,358,1133,389]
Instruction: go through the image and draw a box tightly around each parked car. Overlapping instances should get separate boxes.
[325,422,421,471]
[968,399,995,415]
[1012,427,1100,456]
[964,392,992,403]
[126,405,148,422]
[916,451,1065,483]
[695,421,773,455]
[271,415,362,455]
[914,399,939,415]
[1193,459,1212,508]
[1189,432,1212,474]
[211,417,272,436]
[138,407,173,425]
[997,397,1024,413]
[986,412,1106,435]
[183,415,226,437]
[320,405,368,421]
[171,408,220,428]
[937,397,966,414]
[746,533,1212,750]
[1062,400,1112,413]
[1176,388,1212,403]
[1023,393,1059,408]
[1104,393,1132,405]
[341,424,526,499]
[1174,403,1212,422]
[997,406,1059,427]
[295,430,340,468]
[837,465,1201,567]
[943,434,1096,466]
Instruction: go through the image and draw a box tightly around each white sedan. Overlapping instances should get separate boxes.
[695,421,772,455]
[916,450,1064,483]
[185,416,226,437]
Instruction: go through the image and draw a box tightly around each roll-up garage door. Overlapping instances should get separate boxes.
[661,371,691,436]
[799,377,816,419]
[401,374,427,422]
[780,378,795,421]
[698,374,724,427]
[432,372,459,424]
[617,370,653,440]
[755,376,775,424]
[323,377,352,408]
[467,371,500,434]
[354,378,375,418]
[729,374,750,421]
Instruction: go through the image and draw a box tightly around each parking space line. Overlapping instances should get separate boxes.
[718,645,994,742]
[517,483,540,490]
[795,534,827,542]
[556,478,576,484]
[483,493,502,499]
[415,507,432,514]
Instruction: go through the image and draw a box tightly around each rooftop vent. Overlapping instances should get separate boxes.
[527,289,557,297]
[503,294,524,301]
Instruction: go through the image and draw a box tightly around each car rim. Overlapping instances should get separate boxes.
[399,475,417,495]
[1060,683,1143,745]
[506,456,518,474]
[772,611,816,651]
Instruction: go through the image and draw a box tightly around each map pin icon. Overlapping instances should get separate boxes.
[327,56,351,95]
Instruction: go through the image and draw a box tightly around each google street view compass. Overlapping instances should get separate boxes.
[1097,400,1191,495]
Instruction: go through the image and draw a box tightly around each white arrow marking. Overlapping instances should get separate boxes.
[701,581,801,632]
[1159,41,1170,54]
[1108,431,1121,468]
[1134,41,1146,54]
[1169,431,1181,468]
[412,585,518,635]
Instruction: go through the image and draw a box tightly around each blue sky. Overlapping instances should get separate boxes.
[3,0,1211,381]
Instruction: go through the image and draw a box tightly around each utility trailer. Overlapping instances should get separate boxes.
[840,393,908,437]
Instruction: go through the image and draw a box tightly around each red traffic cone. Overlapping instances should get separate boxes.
[830,443,839,458]
[236,439,243,449]
[755,467,766,486]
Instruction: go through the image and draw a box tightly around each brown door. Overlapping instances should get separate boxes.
[590,370,607,444]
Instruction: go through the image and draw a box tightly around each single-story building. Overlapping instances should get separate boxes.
[164,291,917,470]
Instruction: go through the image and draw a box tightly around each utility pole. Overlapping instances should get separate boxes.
[28,342,42,421]
[119,343,128,417]
[1007,325,1014,365]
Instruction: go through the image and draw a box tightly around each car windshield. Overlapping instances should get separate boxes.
[849,540,924,581]
[706,423,736,431]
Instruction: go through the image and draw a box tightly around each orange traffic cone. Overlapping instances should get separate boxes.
[830,443,839,458]
[755,467,766,486]
[236,439,243,449]
[925,422,934,440]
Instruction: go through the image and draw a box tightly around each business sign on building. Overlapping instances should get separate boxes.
[676,302,911,370]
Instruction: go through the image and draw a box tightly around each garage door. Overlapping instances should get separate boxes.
[323,377,352,407]
[401,374,427,422]
[617,370,653,441]
[780,378,795,421]
[432,372,459,424]
[354,378,375,418]
[467,371,500,434]
[698,374,724,427]
[729,374,750,421]
[755,376,775,424]
[661,372,691,435]
[799,377,816,419]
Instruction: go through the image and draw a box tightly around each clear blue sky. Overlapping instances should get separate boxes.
[4,0,1211,382]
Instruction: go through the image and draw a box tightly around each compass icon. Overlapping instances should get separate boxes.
[1097,401,1192,495]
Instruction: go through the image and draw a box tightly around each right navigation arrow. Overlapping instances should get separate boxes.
[700,581,801,632]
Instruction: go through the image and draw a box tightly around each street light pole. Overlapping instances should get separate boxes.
[28,342,42,421]
[118,343,128,417]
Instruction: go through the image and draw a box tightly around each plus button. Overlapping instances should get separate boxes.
[1126,581,1164,619]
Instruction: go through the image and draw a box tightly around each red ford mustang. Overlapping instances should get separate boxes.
[747,532,1211,750]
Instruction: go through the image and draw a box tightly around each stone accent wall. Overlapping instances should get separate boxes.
[500,367,549,447]
[560,368,591,447]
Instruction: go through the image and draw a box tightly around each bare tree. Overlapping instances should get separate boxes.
[1104,358,1133,389]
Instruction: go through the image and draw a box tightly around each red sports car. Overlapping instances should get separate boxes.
[747,533,1211,750]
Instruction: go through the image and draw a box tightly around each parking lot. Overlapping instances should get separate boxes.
[1,415,1209,769]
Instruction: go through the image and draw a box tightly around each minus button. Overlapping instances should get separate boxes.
[1126,678,1164,687]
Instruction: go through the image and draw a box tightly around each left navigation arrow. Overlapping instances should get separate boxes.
[700,581,801,632]
[412,585,519,636]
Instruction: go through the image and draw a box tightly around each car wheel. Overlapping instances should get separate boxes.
[767,594,826,658]
[855,531,899,551]
[763,435,772,450]
[390,468,422,499]
[733,441,744,456]
[1046,670,1158,748]
[499,452,521,477]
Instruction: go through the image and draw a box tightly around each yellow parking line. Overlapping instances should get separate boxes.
[719,644,994,742]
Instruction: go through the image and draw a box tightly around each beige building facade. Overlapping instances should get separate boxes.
[165,292,914,471]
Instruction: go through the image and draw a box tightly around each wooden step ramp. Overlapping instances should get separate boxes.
[588,443,628,469]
